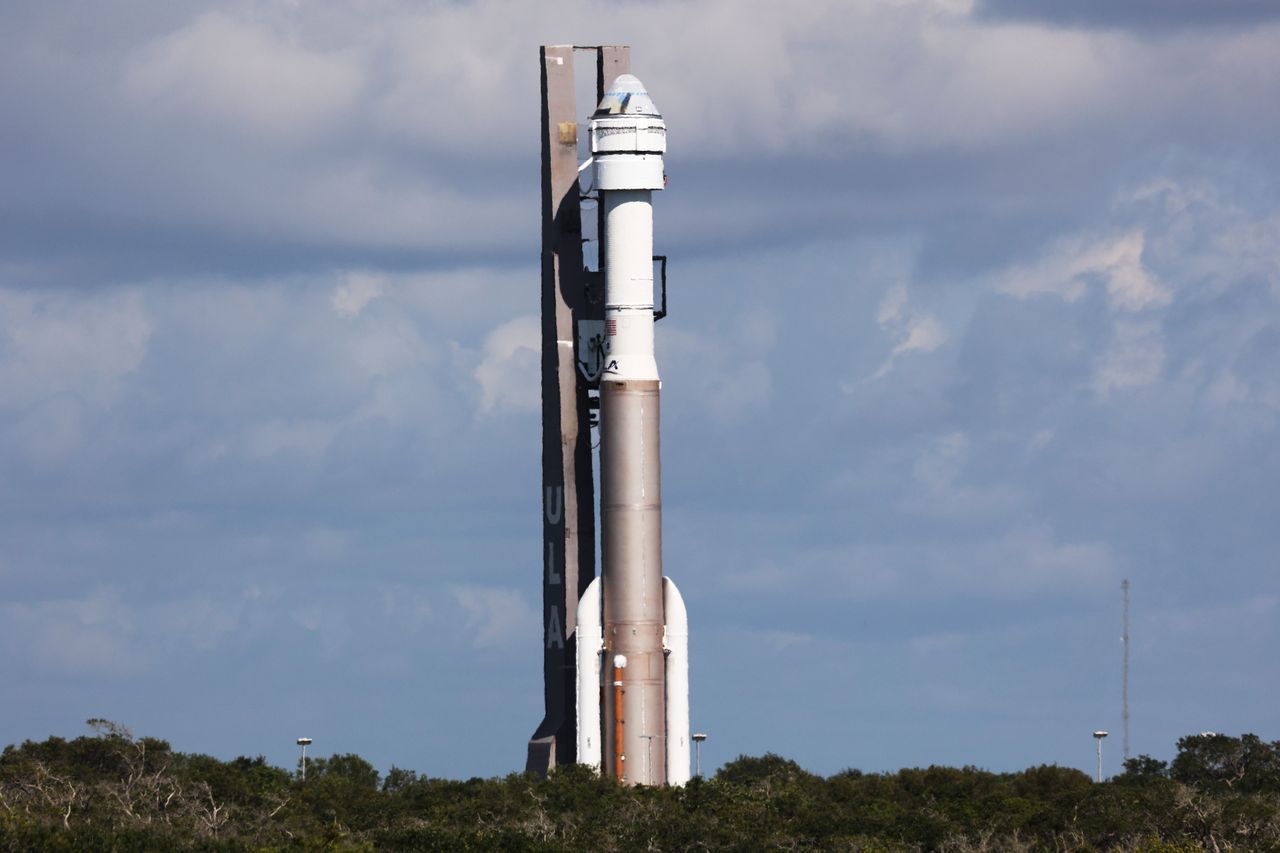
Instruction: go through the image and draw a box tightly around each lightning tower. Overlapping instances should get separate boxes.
[1122,578,1130,763]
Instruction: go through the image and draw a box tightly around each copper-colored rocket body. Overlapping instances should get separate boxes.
[600,379,665,785]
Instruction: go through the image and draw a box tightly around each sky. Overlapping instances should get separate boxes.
[2,0,1278,782]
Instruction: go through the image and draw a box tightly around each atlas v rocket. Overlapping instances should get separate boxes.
[580,73,690,787]
[528,46,689,787]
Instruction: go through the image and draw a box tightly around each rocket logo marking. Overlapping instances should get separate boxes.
[577,326,607,382]
[545,482,562,651]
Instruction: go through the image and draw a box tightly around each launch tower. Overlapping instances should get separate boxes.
[527,45,689,786]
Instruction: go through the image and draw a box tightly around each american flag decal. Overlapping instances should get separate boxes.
[606,319,617,336]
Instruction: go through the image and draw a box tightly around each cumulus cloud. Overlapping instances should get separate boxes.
[1205,369,1250,408]
[451,585,536,649]
[977,0,1280,31]
[0,590,142,678]
[0,587,257,677]
[301,527,350,561]
[1127,178,1280,298]
[996,230,1168,312]
[0,288,151,408]
[243,417,339,460]
[869,283,948,381]
[474,316,540,414]
[991,228,1175,395]
[4,0,1280,278]
[898,430,1023,517]
[662,308,776,422]
[912,431,969,490]
[723,524,1118,601]
[331,272,384,318]
[1093,319,1165,395]
[122,11,365,139]
[377,583,435,634]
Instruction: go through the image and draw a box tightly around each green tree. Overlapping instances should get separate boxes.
[1172,733,1280,793]
[1121,754,1171,780]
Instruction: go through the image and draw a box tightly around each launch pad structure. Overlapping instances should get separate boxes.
[526,45,690,787]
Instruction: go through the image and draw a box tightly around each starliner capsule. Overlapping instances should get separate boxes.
[574,74,690,787]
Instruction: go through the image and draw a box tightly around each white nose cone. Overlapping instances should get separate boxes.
[595,74,661,118]
[590,73,666,187]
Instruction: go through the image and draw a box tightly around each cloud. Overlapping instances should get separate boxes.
[900,430,1023,517]
[662,308,776,423]
[11,397,85,464]
[912,431,969,490]
[377,584,435,635]
[122,11,364,139]
[1205,370,1250,408]
[1126,178,1280,299]
[0,288,151,408]
[976,0,1280,31]
[0,590,142,678]
[0,587,253,677]
[5,0,1280,281]
[1146,594,1279,646]
[243,418,339,460]
[990,228,1173,396]
[995,230,1168,312]
[724,524,1118,602]
[450,585,536,649]
[331,272,384,318]
[869,283,948,380]
[1093,319,1165,395]
[474,316,540,414]
[0,288,151,466]
[301,527,350,561]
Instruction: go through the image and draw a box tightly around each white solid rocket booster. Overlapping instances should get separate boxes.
[575,74,690,787]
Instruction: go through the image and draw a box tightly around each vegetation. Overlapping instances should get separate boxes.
[2,722,1279,850]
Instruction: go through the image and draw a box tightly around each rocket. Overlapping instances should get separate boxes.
[574,74,690,787]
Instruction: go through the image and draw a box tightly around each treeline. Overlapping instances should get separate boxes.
[2,721,1279,851]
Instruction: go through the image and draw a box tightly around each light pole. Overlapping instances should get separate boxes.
[297,737,313,782]
[692,733,707,778]
[1093,731,1108,783]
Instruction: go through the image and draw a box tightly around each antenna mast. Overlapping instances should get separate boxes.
[1121,578,1130,763]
